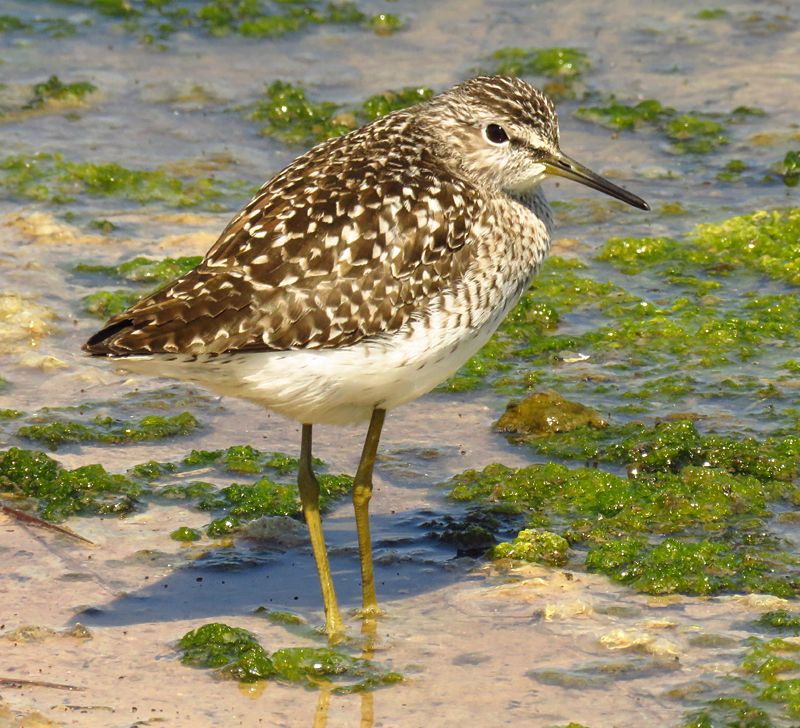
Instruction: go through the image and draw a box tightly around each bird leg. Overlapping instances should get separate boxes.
[298,423,345,639]
[352,408,386,617]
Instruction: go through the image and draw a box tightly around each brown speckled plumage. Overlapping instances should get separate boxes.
[85,77,555,360]
[84,75,647,426]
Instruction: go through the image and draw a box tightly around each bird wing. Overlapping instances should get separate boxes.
[84,131,483,357]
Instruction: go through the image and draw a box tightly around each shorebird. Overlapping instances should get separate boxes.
[84,75,648,639]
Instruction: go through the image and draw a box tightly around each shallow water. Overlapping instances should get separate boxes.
[1,0,799,726]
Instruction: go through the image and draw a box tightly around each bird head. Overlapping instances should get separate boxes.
[422,75,649,211]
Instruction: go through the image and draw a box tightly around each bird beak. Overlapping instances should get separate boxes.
[543,151,650,211]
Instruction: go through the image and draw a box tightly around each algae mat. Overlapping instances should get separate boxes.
[1,0,800,726]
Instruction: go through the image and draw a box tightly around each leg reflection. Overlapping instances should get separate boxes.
[309,614,379,728]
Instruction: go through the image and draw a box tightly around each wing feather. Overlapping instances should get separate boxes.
[84,114,484,357]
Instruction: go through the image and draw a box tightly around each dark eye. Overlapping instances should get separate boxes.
[485,123,509,144]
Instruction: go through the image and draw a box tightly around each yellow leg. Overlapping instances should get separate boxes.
[312,685,332,728]
[359,614,377,728]
[298,424,345,639]
[352,409,386,617]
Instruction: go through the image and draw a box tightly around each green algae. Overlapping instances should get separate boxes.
[198,472,352,525]
[441,419,800,596]
[177,622,402,690]
[0,447,146,522]
[367,13,403,35]
[182,445,306,475]
[494,391,607,436]
[251,81,432,146]
[666,115,729,154]
[575,99,673,131]
[716,159,747,182]
[206,514,241,537]
[0,15,86,37]
[361,86,434,121]
[775,151,800,187]
[697,9,729,19]
[0,443,352,525]
[527,420,800,481]
[81,289,144,318]
[483,47,591,99]
[23,76,97,110]
[756,611,800,636]
[251,81,348,146]
[489,528,570,566]
[690,210,800,285]
[0,16,30,32]
[575,98,735,154]
[450,208,800,434]
[62,0,404,43]
[584,537,791,597]
[178,623,275,682]
[0,152,252,207]
[75,255,202,283]
[170,526,202,541]
[17,412,200,449]
[489,47,591,78]
[77,255,205,319]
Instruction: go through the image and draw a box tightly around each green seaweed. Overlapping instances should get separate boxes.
[75,255,202,283]
[182,445,307,474]
[171,526,202,541]
[584,537,790,597]
[489,528,570,566]
[666,115,729,154]
[23,76,97,110]
[489,47,590,79]
[77,255,204,318]
[755,611,800,636]
[361,86,433,121]
[0,448,147,522]
[716,159,747,182]
[483,46,591,99]
[0,16,31,32]
[17,412,200,449]
[81,289,143,318]
[449,208,800,437]
[697,9,729,19]
[691,209,800,285]
[440,419,800,596]
[206,514,241,536]
[0,443,352,525]
[367,12,402,35]
[251,81,433,146]
[177,622,402,689]
[55,0,401,43]
[250,80,349,145]
[575,98,733,154]
[0,152,253,207]
[178,623,275,681]
[575,99,673,131]
[775,150,800,187]
[197,472,352,521]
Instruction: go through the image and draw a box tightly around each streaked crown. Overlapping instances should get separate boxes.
[418,75,560,194]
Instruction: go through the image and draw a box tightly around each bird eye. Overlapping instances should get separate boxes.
[484,123,509,145]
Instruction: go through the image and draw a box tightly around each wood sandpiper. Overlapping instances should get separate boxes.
[84,75,649,639]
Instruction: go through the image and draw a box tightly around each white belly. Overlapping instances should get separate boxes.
[113,300,512,426]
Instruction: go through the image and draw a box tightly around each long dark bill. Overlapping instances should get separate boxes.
[544,152,650,211]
